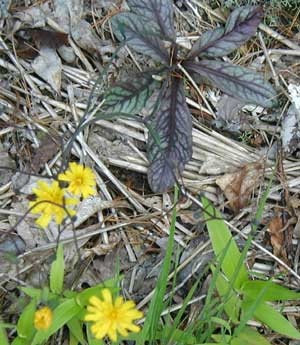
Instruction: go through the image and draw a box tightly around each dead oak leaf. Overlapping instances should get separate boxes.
[32,134,60,173]
[216,162,263,213]
[71,19,103,55]
[31,29,68,50]
[268,216,288,264]
[31,46,62,93]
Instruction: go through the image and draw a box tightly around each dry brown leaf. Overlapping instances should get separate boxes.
[14,4,50,27]
[31,29,68,50]
[215,94,246,132]
[290,195,300,209]
[71,19,103,55]
[179,211,201,225]
[31,135,60,172]
[268,216,288,263]
[281,103,300,155]
[216,162,263,213]
[31,46,62,93]
[15,39,39,59]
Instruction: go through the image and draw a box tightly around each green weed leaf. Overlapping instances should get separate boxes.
[231,327,271,345]
[16,298,36,340]
[0,324,9,345]
[50,244,64,294]
[20,287,42,300]
[242,298,300,339]
[67,317,86,345]
[211,265,240,322]
[202,197,248,289]
[242,280,300,302]
[11,338,28,345]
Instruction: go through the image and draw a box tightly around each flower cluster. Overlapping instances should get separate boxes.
[30,162,96,228]
[34,306,53,330]
[85,288,143,342]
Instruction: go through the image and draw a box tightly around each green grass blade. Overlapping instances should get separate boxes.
[165,278,200,344]
[196,240,238,342]
[140,186,179,343]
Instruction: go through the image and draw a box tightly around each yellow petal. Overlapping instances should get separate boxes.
[54,209,65,224]
[36,213,51,228]
[107,326,118,342]
[91,322,110,340]
[101,289,113,304]
[82,187,96,199]
[119,300,135,311]
[85,313,104,322]
[124,309,144,320]
[86,305,103,314]
[89,296,102,308]
[124,323,140,333]
[58,172,69,182]
[114,296,124,308]
[117,324,129,337]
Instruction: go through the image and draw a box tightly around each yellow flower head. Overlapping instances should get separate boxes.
[84,288,143,342]
[34,306,53,330]
[59,162,96,198]
[29,180,78,228]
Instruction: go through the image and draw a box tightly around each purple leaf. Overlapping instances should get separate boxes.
[147,77,192,192]
[127,0,175,41]
[103,71,160,114]
[185,60,277,107]
[188,6,263,58]
[111,13,169,63]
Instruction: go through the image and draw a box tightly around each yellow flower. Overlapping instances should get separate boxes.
[58,162,96,198]
[30,180,78,228]
[84,288,143,342]
[34,306,53,330]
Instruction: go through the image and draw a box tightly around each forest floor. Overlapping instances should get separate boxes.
[1,1,300,344]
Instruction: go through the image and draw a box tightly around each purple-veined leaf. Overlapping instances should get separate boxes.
[103,71,160,114]
[111,12,169,63]
[225,5,262,33]
[185,60,277,107]
[188,6,263,58]
[147,77,192,192]
[127,0,175,41]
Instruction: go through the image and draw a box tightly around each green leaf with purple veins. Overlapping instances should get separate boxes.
[103,71,160,114]
[147,77,193,192]
[185,60,277,107]
[111,12,169,63]
[127,0,175,41]
[188,6,263,58]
